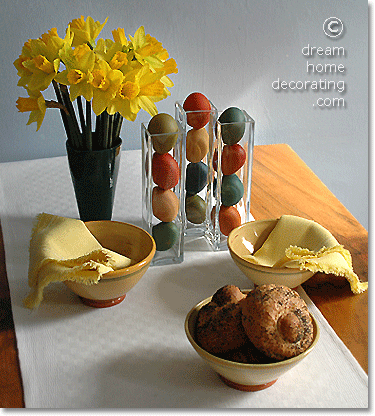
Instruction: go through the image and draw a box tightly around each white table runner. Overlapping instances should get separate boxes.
[0,150,368,408]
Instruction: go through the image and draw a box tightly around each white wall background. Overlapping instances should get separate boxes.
[0,0,368,229]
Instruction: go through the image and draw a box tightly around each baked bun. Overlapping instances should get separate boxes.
[196,285,247,354]
[241,284,313,360]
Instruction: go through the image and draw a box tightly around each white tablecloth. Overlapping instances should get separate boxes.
[0,150,368,408]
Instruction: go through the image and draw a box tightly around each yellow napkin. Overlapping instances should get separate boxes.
[24,213,131,309]
[244,215,367,294]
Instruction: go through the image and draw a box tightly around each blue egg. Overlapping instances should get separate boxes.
[186,161,208,195]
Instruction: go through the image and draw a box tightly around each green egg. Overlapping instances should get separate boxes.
[148,113,179,154]
[152,221,179,251]
[218,107,246,145]
[185,194,207,224]
[221,174,244,206]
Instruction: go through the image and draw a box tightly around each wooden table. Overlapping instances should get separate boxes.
[0,144,368,408]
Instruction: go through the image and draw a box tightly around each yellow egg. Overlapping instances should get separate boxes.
[152,186,179,222]
[186,128,210,163]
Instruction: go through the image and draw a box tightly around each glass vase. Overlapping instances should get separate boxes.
[141,122,185,265]
[205,109,255,250]
[175,101,218,244]
[66,139,122,222]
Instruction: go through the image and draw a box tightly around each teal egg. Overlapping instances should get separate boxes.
[186,194,207,224]
[152,222,179,251]
[218,107,246,145]
[186,162,208,195]
[221,174,244,206]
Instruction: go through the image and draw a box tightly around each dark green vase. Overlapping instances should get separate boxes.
[66,139,122,221]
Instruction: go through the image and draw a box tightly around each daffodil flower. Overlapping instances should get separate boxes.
[14,27,73,92]
[69,15,108,48]
[108,64,165,120]
[129,26,170,71]
[112,28,129,48]
[91,60,124,115]
[15,17,178,138]
[55,43,95,102]
[16,90,46,131]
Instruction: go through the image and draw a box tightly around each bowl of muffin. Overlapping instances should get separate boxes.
[185,284,320,391]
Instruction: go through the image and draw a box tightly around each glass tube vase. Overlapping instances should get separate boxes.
[141,122,185,265]
[175,101,218,243]
[205,109,255,250]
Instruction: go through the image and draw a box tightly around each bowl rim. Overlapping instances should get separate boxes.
[227,217,334,274]
[85,220,156,280]
[185,289,320,369]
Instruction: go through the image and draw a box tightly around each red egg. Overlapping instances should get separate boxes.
[183,92,211,129]
[152,152,180,190]
[222,144,246,175]
[219,205,241,236]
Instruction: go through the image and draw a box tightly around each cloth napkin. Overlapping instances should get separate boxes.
[244,215,367,294]
[23,213,131,309]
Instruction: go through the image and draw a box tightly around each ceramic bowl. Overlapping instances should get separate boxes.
[64,221,156,308]
[185,291,320,391]
[227,218,337,288]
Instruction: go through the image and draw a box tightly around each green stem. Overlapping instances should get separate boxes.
[108,114,114,149]
[101,111,109,149]
[77,96,86,148]
[52,80,72,146]
[59,84,82,149]
[113,112,123,143]
[86,100,92,151]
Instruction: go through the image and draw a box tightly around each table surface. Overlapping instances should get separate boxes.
[0,143,368,408]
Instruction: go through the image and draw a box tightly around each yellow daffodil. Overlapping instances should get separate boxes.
[112,28,129,48]
[15,17,178,137]
[16,90,46,131]
[130,26,171,71]
[91,60,124,115]
[95,38,129,71]
[108,64,165,120]
[55,43,95,102]
[69,15,108,47]
[14,27,73,92]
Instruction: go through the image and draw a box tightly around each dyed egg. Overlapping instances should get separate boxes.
[152,222,179,251]
[219,205,241,236]
[186,194,206,224]
[148,113,179,154]
[221,174,244,206]
[183,92,211,129]
[218,107,246,145]
[186,128,209,163]
[186,161,208,195]
[152,187,179,222]
[222,144,246,175]
[152,152,179,190]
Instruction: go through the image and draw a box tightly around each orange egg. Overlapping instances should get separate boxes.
[152,187,179,222]
[218,205,241,236]
[183,92,211,129]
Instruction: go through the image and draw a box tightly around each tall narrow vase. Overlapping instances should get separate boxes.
[66,139,122,222]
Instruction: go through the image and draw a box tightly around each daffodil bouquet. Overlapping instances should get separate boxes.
[14,16,178,150]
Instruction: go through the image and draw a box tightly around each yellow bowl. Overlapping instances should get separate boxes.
[185,291,320,391]
[227,218,337,288]
[64,220,156,308]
